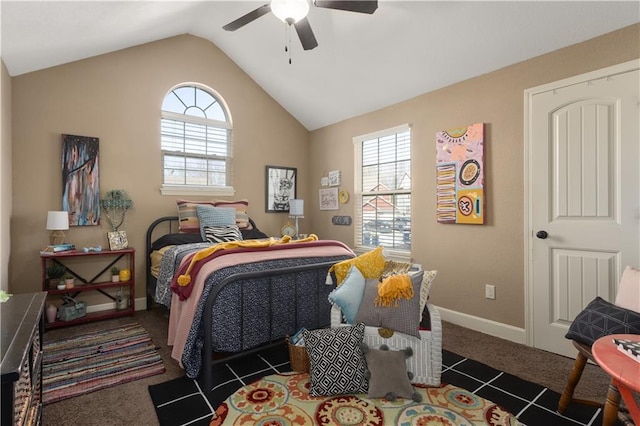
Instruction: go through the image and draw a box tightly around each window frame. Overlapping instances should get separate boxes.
[353,124,412,259]
[160,83,235,196]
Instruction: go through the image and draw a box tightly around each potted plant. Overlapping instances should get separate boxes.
[46,263,66,289]
[111,266,120,282]
[64,274,75,289]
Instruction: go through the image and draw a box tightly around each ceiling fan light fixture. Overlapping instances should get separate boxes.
[271,0,310,25]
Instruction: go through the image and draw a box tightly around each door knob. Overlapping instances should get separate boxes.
[536,230,548,239]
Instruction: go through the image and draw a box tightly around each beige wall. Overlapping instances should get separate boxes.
[8,25,639,329]
[1,59,11,292]
[10,35,309,298]
[308,24,640,329]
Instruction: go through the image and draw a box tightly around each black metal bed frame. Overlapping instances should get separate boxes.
[201,261,337,392]
[145,216,347,393]
[145,216,179,310]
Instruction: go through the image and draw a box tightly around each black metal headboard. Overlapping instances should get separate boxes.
[145,216,179,310]
[144,215,267,310]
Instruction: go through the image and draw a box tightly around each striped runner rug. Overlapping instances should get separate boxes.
[43,322,165,404]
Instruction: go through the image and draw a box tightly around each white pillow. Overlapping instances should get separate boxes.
[419,270,438,321]
[615,265,640,313]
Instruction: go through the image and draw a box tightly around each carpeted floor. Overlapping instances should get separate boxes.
[43,307,616,425]
[148,344,614,426]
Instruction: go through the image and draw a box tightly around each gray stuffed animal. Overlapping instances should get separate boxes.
[361,343,423,402]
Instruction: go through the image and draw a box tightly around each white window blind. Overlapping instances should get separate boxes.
[160,84,234,196]
[354,124,412,255]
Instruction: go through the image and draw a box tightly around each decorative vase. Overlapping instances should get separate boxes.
[119,269,131,282]
[116,298,127,310]
[46,304,57,323]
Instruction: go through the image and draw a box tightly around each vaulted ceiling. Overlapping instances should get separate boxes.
[2,1,638,130]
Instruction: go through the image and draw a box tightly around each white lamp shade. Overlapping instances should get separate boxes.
[271,0,310,23]
[289,199,304,217]
[46,211,69,230]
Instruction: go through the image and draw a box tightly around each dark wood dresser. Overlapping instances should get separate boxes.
[1,292,46,426]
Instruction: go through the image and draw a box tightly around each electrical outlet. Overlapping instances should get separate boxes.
[485,284,496,300]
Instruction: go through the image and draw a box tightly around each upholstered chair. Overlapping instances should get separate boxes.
[558,265,640,424]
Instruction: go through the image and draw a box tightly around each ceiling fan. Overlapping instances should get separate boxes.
[223,0,378,51]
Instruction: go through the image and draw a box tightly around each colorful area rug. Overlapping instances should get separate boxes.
[209,372,523,425]
[43,322,165,404]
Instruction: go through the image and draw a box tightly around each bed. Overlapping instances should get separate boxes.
[145,216,355,391]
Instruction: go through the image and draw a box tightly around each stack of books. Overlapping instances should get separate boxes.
[613,338,640,363]
[40,244,75,255]
[289,327,307,347]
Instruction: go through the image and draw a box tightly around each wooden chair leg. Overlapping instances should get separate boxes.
[558,352,588,413]
[602,384,621,426]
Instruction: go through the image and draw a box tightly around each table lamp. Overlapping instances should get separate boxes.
[289,199,304,239]
[46,211,69,245]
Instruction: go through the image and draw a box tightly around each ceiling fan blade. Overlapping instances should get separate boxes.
[294,17,318,51]
[313,0,378,14]
[223,4,272,31]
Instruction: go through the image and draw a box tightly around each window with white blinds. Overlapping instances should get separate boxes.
[160,84,234,196]
[354,124,412,255]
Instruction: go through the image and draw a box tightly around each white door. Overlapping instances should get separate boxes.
[527,61,640,358]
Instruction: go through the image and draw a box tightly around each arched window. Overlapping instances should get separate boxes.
[160,84,234,195]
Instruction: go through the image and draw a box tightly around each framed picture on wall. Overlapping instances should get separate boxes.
[319,187,339,210]
[62,134,100,226]
[265,166,297,212]
[108,231,128,250]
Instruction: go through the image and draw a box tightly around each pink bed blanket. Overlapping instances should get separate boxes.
[167,240,354,366]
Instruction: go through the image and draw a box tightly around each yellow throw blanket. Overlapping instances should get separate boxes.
[375,274,414,307]
[177,234,319,287]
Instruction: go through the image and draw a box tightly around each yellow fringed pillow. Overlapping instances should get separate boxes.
[329,246,386,286]
[375,274,414,307]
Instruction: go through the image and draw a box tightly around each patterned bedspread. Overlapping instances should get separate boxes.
[154,242,210,307]
[157,240,355,378]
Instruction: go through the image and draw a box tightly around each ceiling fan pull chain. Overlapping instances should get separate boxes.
[286,24,292,64]
[282,24,290,64]
[284,24,288,53]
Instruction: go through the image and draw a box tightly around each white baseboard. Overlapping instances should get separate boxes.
[85,297,149,313]
[86,300,526,345]
[435,305,527,345]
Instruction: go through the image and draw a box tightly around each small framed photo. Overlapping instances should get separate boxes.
[328,170,341,186]
[266,165,297,212]
[108,231,128,250]
[319,188,339,210]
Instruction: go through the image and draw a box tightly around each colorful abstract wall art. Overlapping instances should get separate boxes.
[435,123,484,224]
[62,134,100,226]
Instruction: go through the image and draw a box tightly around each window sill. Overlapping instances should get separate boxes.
[354,246,411,262]
[160,185,235,197]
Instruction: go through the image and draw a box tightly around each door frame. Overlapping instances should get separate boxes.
[523,59,640,349]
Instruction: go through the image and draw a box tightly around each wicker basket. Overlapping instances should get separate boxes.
[286,336,310,373]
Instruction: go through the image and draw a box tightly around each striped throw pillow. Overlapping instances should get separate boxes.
[203,225,243,244]
[176,200,216,233]
[213,199,253,230]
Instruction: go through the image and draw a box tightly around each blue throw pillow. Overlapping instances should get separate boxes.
[565,297,640,346]
[195,205,236,241]
[328,265,366,323]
